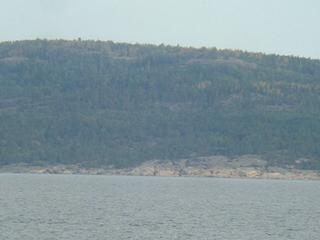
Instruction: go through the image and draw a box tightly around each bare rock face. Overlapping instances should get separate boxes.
[0,155,319,180]
[126,155,319,180]
[131,162,156,176]
[230,155,268,168]
[192,156,231,168]
[182,155,267,169]
[131,160,181,176]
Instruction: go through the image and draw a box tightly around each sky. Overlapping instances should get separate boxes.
[1,0,320,59]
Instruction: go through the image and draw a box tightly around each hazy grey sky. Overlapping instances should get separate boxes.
[1,0,320,59]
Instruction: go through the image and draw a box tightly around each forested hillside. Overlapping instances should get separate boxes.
[1,40,320,169]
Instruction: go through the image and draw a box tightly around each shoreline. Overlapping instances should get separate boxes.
[1,163,319,181]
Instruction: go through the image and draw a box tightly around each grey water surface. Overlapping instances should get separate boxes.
[0,174,319,240]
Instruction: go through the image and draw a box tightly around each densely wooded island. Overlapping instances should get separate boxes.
[1,40,320,172]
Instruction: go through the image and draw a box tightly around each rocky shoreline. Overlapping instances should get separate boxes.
[1,159,320,181]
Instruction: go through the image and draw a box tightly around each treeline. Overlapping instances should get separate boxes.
[0,39,320,169]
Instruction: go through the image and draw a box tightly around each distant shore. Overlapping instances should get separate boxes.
[1,161,319,180]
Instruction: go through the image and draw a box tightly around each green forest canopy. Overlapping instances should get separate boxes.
[0,40,320,169]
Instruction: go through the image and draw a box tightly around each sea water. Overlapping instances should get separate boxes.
[0,174,319,240]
